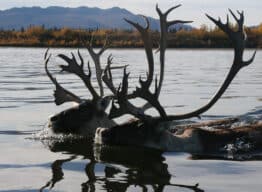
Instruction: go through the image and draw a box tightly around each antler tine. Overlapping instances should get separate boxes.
[156,4,181,17]
[44,48,50,60]
[86,36,109,97]
[229,9,242,23]
[167,20,193,28]
[156,4,192,30]
[156,4,162,15]
[88,34,94,48]
[164,4,182,17]
[77,49,84,69]
[98,35,110,56]
[237,10,244,19]
[205,13,233,37]
[87,34,110,56]
[87,61,92,77]
[58,52,100,101]
[226,14,229,25]
[104,54,112,76]
[44,50,82,105]
[102,54,117,94]
[138,14,150,30]
[154,75,158,97]
[242,50,257,67]
[44,51,53,82]
[205,13,218,24]
[228,9,238,22]
[122,67,130,94]
[229,9,244,31]
[124,17,148,33]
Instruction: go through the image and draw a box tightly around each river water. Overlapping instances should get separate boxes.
[0,48,261,192]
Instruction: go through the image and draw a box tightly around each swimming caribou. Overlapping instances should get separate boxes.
[44,4,262,152]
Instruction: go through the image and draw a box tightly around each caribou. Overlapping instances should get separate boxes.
[44,4,262,153]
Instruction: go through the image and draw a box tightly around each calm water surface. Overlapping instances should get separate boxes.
[0,48,262,192]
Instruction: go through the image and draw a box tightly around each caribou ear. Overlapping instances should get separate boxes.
[98,97,111,111]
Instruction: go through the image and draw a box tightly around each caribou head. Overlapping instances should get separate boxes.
[45,40,118,136]
[45,4,260,151]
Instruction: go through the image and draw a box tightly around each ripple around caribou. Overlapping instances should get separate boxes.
[0,48,261,192]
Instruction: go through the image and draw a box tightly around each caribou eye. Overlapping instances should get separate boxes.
[101,100,107,107]
[50,115,58,122]
[99,98,110,110]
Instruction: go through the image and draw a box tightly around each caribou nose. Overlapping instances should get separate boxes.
[95,127,111,144]
[96,127,102,134]
[96,127,109,137]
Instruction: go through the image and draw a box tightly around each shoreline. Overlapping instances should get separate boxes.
[0,45,259,49]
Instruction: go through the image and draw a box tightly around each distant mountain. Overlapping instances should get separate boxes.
[0,6,192,30]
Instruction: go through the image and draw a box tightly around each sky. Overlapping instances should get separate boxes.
[0,0,261,27]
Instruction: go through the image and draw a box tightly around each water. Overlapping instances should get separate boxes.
[0,48,261,192]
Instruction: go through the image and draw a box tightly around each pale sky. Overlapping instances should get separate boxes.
[0,0,261,27]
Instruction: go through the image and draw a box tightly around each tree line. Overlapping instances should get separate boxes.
[0,24,261,48]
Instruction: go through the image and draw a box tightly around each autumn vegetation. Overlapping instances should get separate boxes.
[0,24,261,48]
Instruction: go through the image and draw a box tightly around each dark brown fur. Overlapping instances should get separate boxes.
[95,119,262,153]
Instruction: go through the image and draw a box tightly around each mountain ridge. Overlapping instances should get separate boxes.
[0,6,192,30]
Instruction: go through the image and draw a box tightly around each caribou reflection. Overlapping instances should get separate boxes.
[40,138,204,192]
[40,155,76,192]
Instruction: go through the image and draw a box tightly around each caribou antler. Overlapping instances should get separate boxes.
[109,6,255,123]
[58,50,100,101]
[124,15,168,118]
[206,10,256,66]
[109,67,151,121]
[156,4,193,98]
[86,36,110,97]
[102,54,129,94]
[101,54,150,120]
[107,9,191,120]
[44,49,82,105]
[141,5,192,111]
[104,16,166,121]
[102,54,117,95]
[162,9,256,121]
[124,16,154,89]
[121,10,191,119]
